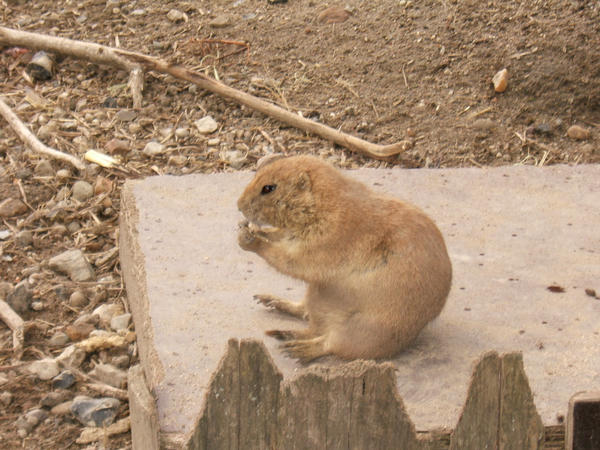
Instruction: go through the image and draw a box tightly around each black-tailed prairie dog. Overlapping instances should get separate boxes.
[237,155,452,363]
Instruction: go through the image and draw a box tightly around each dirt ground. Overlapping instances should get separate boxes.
[0,0,598,448]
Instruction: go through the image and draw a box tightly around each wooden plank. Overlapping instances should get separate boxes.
[449,351,502,450]
[187,339,240,450]
[238,339,282,449]
[128,365,161,450]
[566,391,600,450]
[499,352,544,449]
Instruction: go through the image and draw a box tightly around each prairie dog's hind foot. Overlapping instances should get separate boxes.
[254,294,307,320]
[266,329,311,341]
[282,335,329,364]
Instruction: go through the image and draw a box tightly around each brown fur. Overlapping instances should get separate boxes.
[237,155,452,363]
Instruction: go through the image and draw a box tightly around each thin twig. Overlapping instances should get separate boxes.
[0,26,409,160]
[0,96,86,171]
[0,300,25,361]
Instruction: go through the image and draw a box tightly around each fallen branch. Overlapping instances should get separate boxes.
[0,26,143,109]
[76,417,131,445]
[0,26,409,160]
[0,96,86,171]
[0,300,24,360]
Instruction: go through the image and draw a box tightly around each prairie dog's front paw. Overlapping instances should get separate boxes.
[238,220,263,251]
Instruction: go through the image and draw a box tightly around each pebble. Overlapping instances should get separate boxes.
[110,313,132,331]
[28,358,60,380]
[207,138,221,146]
[51,400,73,415]
[0,198,28,218]
[71,396,121,427]
[0,391,13,407]
[159,127,173,139]
[143,141,166,156]
[94,176,113,195]
[66,221,81,234]
[93,303,124,326]
[34,160,54,177]
[195,116,219,134]
[167,9,187,22]
[103,97,118,108]
[168,155,187,166]
[49,331,70,347]
[74,313,99,327]
[40,390,71,407]
[17,408,48,435]
[492,68,508,93]
[116,109,137,122]
[128,123,142,134]
[567,125,591,140]
[69,290,88,308]
[52,371,76,389]
[15,230,33,247]
[175,127,190,138]
[56,345,86,368]
[0,229,10,240]
[48,249,95,282]
[31,301,44,311]
[209,15,231,28]
[105,138,129,155]
[130,8,146,16]
[112,354,130,369]
[89,363,127,388]
[220,150,247,169]
[7,280,32,314]
[0,374,8,385]
[472,118,496,132]
[65,322,95,341]
[0,282,11,300]
[72,180,94,202]
[318,6,351,23]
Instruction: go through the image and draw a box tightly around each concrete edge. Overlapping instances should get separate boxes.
[119,180,165,389]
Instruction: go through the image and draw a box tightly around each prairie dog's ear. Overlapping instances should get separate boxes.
[295,171,311,191]
[256,153,285,170]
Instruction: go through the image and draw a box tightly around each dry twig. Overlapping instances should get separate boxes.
[0,26,410,160]
[0,96,86,171]
[0,300,25,360]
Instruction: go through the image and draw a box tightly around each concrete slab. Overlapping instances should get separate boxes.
[119,164,600,440]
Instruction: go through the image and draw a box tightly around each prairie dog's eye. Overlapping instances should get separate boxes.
[261,184,277,195]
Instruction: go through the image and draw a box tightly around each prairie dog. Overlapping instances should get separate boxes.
[237,155,452,363]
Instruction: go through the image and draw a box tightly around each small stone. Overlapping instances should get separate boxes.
[167,9,187,22]
[72,180,94,202]
[40,390,70,408]
[56,345,86,368]
[492,68,508,93]
[585,288,597,298]
[0,198,28,218]
[207,138,221,146]
[18,408,48,434]
[56,169,71,179]
[110,313,132,331]
[0,391,13,407]
[89,363,127,388]
[143,141,166,156]
[128,123,142,134]
[567,125,591,140]
[7,280,32,314]
[65,322,95,341]
[66,221,81,234]
[15,230,33,247]
[209,15,231,28]
[94,176,113,195]
[130,8,146,16]
[105,138,129,155]
[49,331,70,347]
[472,118,496,131]
[52,371,76,389]
[116,109,137,122]
[28,358,60,380]
[168,155,187,166]
[0,282,12,300]
[174,127,190,138]
[51,400,73,415]
[31,301,44,311]
[93,304,124,326]
[159,127,173,139]
[318,6,351,23]
[220,150,247,169]
[34,160,54,177]
[0,229,10,240]
[111,354,130,369]
[69,290,88,308]
[0,374,8,385]
[48,249,95,282]
[195,116,219,134]
[74,313,99,327]
[71,395,121,427]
